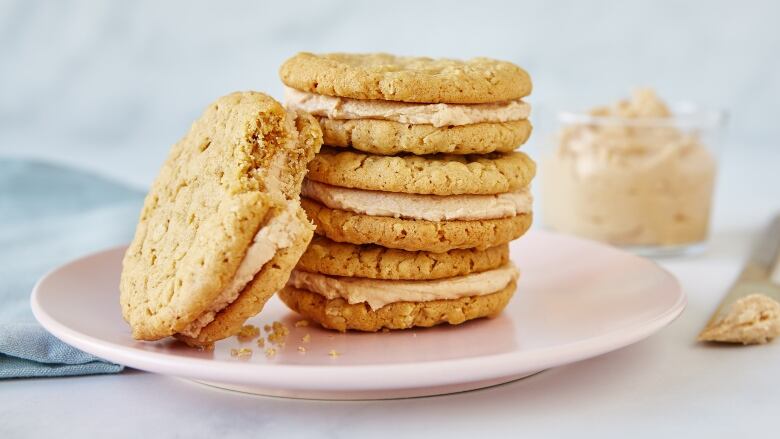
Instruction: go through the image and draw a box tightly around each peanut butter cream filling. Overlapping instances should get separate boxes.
[288,264,519,310]
[179,204,305,337]
[284,87,531,127]
[302,179,532,221]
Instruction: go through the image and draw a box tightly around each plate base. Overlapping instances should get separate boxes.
[191,370,544,400]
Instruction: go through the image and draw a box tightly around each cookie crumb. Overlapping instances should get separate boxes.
[265,348,277,358]
[272,321,290,335]
[295,319,309,328]
[381,328,390,333]
[297,346,307,353]
[236,324,260,341]
[230,348,253,358]
[301,333,311,343]
[263,324,272,333]
[267,321,290,345]
[328,349,341,358]
[256,337,265,348]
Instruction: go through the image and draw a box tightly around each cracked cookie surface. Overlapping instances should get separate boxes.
[317,118,532,156]
[280,52,532,104]
[302,198,532,252]
[279,281,516,332]
[297,235,509,280]
[307,148,536,195]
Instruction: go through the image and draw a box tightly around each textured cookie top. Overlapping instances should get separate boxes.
[307,148,536,195]
[298,236,509,280]
[280,52,532,104]
[120,92,322,341]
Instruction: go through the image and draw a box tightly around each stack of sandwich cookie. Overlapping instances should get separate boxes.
[280,53,535,332]
[120,92,323,348]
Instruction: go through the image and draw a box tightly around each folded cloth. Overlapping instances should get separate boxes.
[0,159,144,378]
[0,323,123,378]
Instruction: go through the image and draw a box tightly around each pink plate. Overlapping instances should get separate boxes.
[31,230,684,400]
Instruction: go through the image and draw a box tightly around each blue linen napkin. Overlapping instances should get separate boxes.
[0,159,145,378]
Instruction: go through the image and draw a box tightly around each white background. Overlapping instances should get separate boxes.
[2,1,780,437]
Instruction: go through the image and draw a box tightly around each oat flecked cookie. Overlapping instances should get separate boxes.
[120,92,322,347]
[279,282,516,332]
[302,198,532,252]
[298,236,509,280]
[317,118,532,156]
[307,148,536,195]
[280,52,532,104]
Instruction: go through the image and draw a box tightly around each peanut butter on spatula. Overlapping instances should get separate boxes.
[698,215,780,345]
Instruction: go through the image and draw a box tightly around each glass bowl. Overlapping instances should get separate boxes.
[541,101,727,257]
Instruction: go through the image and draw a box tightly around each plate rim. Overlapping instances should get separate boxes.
[30,230,686,392]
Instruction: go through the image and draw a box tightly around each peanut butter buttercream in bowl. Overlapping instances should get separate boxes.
[542,89,726,256]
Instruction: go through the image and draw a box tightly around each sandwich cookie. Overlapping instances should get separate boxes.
[120,92,323,347]
[300,148,535,252]
[285,236,514,331]
[281,52,533,155]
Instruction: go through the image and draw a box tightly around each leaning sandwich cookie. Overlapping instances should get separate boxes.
[119,92,323,348]
[280,52,535,332]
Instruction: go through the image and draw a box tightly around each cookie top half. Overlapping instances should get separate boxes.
[307,148,536,195]
[280,52,532,104]
[298,236,509,280]
[120,92,322,341]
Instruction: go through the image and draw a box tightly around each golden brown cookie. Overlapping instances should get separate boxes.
[317,117,532,156]
[279,281,516,332]
[280,52,532,104]
[298,235,509,280]
[307,148,536,195]
[301,198,532,252]
[120,91,322,345]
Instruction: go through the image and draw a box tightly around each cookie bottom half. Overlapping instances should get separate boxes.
[278,281,516,332]
[175,207,313,348]
[317,117,532,156]
[302,197,532,252]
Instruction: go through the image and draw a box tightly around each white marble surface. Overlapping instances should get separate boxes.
[2,1,780,437]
